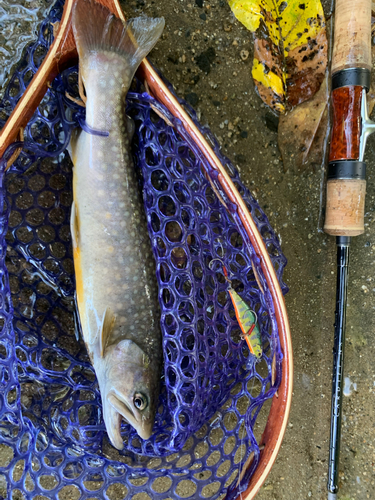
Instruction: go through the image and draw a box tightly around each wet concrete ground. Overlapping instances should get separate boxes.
[1,0,375,499]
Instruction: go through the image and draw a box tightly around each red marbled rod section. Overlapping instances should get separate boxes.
[329,86,362,162]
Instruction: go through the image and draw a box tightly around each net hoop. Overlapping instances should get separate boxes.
[136,23,293,500]
[142,70,293,500]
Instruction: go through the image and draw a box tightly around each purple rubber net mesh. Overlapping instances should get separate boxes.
[0,1,288,498]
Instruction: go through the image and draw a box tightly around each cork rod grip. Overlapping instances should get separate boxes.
[331,0,371,74]
[324,179,366,236]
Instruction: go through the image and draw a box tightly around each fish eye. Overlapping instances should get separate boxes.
[133,393,148,411]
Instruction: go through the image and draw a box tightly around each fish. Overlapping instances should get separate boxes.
[68,0,165,450]
[223,267,262,359]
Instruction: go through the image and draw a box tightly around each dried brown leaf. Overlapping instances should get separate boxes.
[278,76,329,172]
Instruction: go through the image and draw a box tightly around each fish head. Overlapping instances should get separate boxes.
[98,339,159,450]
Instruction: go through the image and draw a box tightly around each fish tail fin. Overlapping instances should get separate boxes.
[72,0,164,80]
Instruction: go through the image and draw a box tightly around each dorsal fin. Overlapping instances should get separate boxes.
[99,307,115,357]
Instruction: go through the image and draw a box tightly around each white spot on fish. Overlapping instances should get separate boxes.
[98,190,105,196]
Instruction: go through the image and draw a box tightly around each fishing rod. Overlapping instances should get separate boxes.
[324,0,373,498]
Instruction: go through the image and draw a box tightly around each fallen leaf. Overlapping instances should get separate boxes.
[271,353,276,386]
[271,353,279,397]
[278,75,329,172]
[228,0,328,113]
[236,451,255,486]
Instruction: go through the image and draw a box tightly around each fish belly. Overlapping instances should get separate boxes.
[71,98,160,363]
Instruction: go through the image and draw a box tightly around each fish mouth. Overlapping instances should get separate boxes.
[107,392,153,442]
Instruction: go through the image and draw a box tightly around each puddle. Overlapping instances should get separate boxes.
[0,0,51,96]
[343,376,357,397]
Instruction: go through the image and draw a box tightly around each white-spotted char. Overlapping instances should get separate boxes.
[69,0,164,450]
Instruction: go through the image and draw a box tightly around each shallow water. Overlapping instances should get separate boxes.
[0,0,51,93]
[1,0,375,499]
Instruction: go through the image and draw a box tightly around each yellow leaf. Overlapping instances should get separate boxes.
[252,59,285,113]
[229,0,327,113]
[228,0,262,32]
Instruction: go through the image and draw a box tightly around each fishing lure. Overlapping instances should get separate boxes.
[214,262,262,359]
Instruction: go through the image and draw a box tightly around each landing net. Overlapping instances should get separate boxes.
[0,1,287,498]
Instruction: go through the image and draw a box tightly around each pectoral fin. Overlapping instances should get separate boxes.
[100,307,115,357]
[70,200,79,251]
[67,128,79,165]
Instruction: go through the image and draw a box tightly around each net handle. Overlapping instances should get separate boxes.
[0,0,293,496]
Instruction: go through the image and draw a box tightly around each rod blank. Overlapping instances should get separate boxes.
[327,237,350,497]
